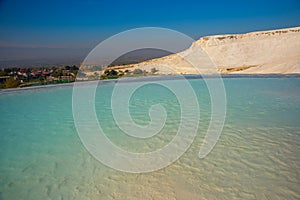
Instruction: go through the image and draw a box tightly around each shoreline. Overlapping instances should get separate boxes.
[1,73,300,94]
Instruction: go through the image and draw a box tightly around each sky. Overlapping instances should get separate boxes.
[0,0,299,66]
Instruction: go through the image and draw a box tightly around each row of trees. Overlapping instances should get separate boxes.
[0,77,19,89]
[100,68,158,79]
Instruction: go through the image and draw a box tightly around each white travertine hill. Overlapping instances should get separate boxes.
[109,26,300,74]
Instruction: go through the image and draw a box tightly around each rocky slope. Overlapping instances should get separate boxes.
[110,26,300,74]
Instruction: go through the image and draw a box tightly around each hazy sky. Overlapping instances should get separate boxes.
[0,0,299,65]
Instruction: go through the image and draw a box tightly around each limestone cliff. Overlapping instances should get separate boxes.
[110,26,300,74]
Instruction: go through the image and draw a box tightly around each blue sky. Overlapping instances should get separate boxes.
[0,0,299,64]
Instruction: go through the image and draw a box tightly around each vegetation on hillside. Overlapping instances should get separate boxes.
[99,67,158,79]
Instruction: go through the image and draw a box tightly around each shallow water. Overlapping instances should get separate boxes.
[0,78,300,199]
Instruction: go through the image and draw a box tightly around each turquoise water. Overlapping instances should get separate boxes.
[0,78,300,199]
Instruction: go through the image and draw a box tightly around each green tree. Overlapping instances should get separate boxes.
[151,68,158,74]
[65,66,71,70]
[52,69,63,78]
[104,69,118,76]
[132,68,144,75]
[0,70,8,76]
[71,65,79,70]
[5,77,19,88]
